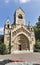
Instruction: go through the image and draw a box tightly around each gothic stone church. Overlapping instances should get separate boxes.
[4,8,35,53]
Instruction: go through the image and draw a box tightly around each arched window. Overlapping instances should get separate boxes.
[18,14,23,19]
[7,24,9,28]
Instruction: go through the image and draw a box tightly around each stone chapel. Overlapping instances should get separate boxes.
[4,8,35,53]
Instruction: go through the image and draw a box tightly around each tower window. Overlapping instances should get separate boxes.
[8,24,9,28]
[18,14,23,19]
[31,28,32,31]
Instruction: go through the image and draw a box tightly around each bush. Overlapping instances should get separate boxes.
[34,40,40,52]
[0,41,8,55]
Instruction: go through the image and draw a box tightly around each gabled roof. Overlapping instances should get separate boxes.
[16,7,25,13]
[14,7,25,15]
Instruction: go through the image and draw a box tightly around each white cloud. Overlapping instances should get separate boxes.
[19,0,31,3]
[15,0,31,3]
[5,0,31,4]
[5,0,9,3]
[0,27,4,33]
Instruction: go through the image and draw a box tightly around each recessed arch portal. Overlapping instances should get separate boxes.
[14,33,30,50]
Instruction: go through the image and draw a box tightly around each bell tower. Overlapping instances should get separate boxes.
[14,8,25,25]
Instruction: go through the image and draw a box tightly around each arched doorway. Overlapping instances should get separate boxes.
[19,45,21,50]
[14,34,30,51]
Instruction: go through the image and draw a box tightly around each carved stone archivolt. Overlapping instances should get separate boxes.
[12,27,31,37]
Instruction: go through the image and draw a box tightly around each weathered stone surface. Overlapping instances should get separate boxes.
[4,8,35,53]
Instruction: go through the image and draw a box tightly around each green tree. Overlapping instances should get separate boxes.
[34,40,40,52]
[34,16,40,52]
[0,41,6,55]
[36,16,40,27]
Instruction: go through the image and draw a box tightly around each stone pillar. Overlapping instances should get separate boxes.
[30,43,33,52]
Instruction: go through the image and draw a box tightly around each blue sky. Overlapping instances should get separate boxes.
[0,0,40,34]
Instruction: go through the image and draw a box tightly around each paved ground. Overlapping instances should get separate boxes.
[0,52,40,64]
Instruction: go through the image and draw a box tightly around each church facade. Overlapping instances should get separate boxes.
[4,8,35,53]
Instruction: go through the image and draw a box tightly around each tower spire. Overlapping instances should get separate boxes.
[28,21,30,27]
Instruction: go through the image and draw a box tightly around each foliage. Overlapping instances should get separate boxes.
[34,16,40,40]
[0,41,7,55]
[34,40,40,52]
[34,16,40,52]
[0,37,11,54]
[36,16,40,27]
[34,26,40,40]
